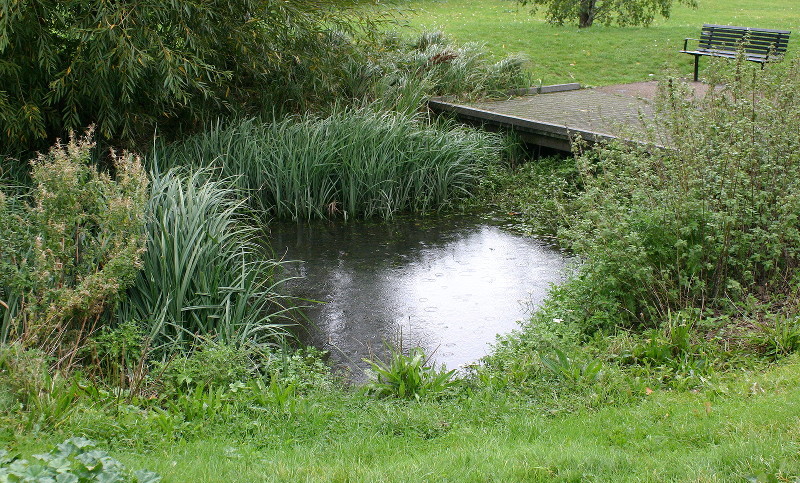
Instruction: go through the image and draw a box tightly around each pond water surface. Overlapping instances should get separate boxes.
[269,215,569,380]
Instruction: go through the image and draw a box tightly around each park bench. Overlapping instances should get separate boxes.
[681,24,790,81]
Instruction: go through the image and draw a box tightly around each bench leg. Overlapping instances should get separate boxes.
[693,55,700,82]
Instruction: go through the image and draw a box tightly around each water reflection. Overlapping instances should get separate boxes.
[269,216,568,380]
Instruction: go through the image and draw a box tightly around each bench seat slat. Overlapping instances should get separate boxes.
[681,50,771,62]
[702,24,790,34]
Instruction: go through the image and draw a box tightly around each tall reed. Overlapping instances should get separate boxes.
[153,110,502,220]
[117,168,293,355]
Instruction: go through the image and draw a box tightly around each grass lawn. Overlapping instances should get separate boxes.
[378,0,800,86]
[10,355,800,481]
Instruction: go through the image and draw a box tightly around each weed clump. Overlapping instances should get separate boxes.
[364,347,458,400]
[561,59,800,332]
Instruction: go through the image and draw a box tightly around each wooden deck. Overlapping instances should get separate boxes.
[428,82,667,151]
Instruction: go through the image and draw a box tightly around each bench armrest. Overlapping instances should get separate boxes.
[683,37,700,51]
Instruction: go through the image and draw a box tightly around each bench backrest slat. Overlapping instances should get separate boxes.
[698,24,790,56]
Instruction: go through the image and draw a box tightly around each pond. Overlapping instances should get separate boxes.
[269,215,569,380]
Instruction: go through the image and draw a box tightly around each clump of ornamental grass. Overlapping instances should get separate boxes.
[152,110,503,220]
[283,29,532,115]
[117,167,294,356]
[360,30,532,113]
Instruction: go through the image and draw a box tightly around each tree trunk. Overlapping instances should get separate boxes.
[578,0,595,28]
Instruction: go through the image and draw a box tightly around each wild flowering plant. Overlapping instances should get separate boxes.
[0,129,148,365]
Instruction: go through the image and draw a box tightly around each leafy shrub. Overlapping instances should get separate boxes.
[0,437,160,482]
[0,131,148,364]
[81,321,148,391]
[562,59,800,330]
[363,347,458,400]
[153,111,503,220]
[117,168,293,354]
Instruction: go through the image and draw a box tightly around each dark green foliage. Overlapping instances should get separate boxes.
[562,60,800,329]
[519,0,697,28]
[0,0,363,152]
[81,320,148,390]
[117,168,293,354]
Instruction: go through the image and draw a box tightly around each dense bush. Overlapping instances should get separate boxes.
[153,111,503,220]
[0,131,148,364]
[561,60,800,330]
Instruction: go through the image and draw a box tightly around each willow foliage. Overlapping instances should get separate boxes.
[518,0,696,28]
[0,0,362,152]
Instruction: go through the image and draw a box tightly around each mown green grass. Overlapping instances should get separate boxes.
[381,0,800,86]
[10,355,798,481]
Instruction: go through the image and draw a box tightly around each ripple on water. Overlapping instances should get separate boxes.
[270,215,569,380]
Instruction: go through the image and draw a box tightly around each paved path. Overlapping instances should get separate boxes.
[469,87,652,139]
[429,81,709,150]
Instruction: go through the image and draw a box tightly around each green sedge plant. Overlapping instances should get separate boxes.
[153,110,502,220]
[363,347,458,400]
[117,167,294,356]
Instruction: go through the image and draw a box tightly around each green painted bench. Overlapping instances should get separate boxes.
[681,24,790,81]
